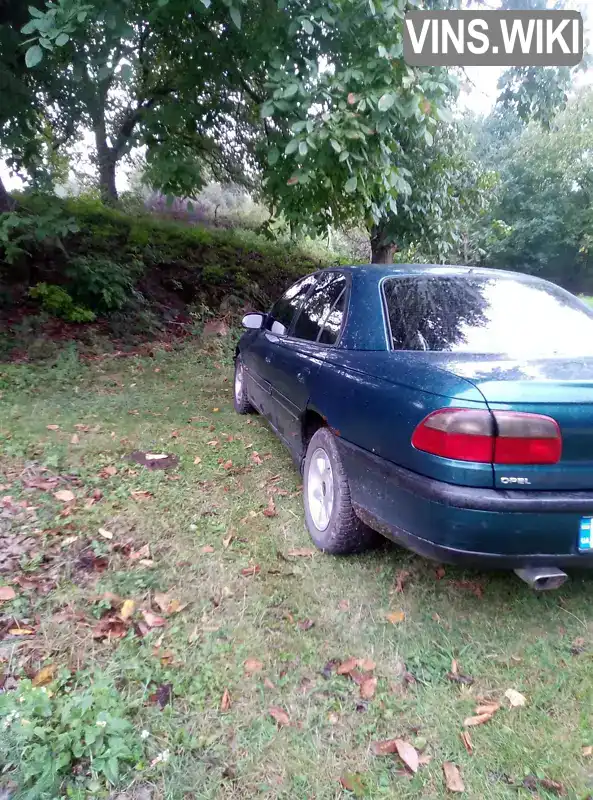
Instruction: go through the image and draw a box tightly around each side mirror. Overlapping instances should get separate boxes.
[242,312,265,330]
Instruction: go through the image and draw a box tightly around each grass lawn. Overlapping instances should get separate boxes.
[1,339,593,799]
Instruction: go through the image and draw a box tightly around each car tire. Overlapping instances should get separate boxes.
[233,357,255,415]
[303,427,377,554]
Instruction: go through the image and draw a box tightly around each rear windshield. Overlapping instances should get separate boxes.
[382,274,593,356]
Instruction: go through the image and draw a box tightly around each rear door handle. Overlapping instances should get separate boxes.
[265,355,272,363]
[297,368,310,383]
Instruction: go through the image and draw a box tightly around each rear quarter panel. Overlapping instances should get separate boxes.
[309,350,495,488]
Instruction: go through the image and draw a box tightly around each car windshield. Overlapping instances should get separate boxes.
[383,274,593,357]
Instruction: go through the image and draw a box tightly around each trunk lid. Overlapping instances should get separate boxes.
[437,355,593,490]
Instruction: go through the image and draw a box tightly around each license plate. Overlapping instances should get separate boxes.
[579,518,593,552]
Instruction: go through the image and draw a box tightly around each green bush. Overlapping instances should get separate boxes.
[6,194,347,329]
[65,254,141,311]
[29,283,96,322]
[0,671,144,796]
[0,205,79,264]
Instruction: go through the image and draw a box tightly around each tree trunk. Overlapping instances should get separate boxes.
[0,174,15,213]
[370,224,397,264]
[95,118,118,205]
[98,157,118,205]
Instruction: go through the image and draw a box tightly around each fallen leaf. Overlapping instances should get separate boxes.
[264,677,276,689]
[583,745,593,757]
[447,667,474,686]
[130,544,150,560]
[54,489,75,503]
[74,424,90,431]
[358,658,376,671]
[138,558,154,568]
[222,531,234,549]
[149,683,173,709]
[119,599,135,621]
[32,664,57,687]
[188,626,199,643]
[46,424,60,431]
[418,753,432,766]
[394,570,410,593]
[337,657,359,675]
[395,739,419,773]
[244,658,263,675]
[571,636,586,655]
[504,688,527,707]
[221,688,231,711]
[287,548,316,557]
[8,628,35,636]
[522,776,566,796]
[464,712,495,727]
[142,610,166,628]
[450,579,484,599]
[202,545,215,553]
[78,553,109,572]
[269,705,290,726]
[91,617,128,640]
[475,702,500,715]
[372,739,399,755]
[157,649,174,666]
[131,490,153,501]
[207,440,219,447]
[386,610,405,624]
[347,669,366,686]
[241,565,261,577]
[460,731,473,754]
[22,476,59,491]
[338,599,350,611]
[339,773,367,796]
[263,496,277,517]
[435,565,446,579]
[70,433,80,444]
[297,618,315,631]
[145,453,168,460]
[193,456,202,465]
[154,593,186,615]
[321,659,339,679]
[98,527,113,540]
[0,586,16,602]
[443,762,465,793]
[99,465,117,478]
[251,451,263,465]
[360,676,377,700]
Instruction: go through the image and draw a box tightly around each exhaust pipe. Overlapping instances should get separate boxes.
[514,566,568,591]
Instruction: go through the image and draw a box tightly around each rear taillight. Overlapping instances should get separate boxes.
[412,408,561,465]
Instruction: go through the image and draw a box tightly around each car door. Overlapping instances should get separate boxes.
[264,271,349,454]
[241,274,317,417]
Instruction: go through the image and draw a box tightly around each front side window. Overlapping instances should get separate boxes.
[291,273,347,342]
[265,274,317,335]
[382,274,593,356]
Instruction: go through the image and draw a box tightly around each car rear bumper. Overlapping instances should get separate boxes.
[336,438,593,568]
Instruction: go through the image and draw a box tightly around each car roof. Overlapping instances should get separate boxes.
[332,264,539,282]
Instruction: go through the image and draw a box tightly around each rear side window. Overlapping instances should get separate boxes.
[266,275,317,335]
[291,272,347,342]
[383,274,593,356]
[319,288,347,345]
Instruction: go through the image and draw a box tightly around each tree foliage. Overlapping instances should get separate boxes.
[0,0,587,271]
[4,0,483,262]
[468,88,593,290]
